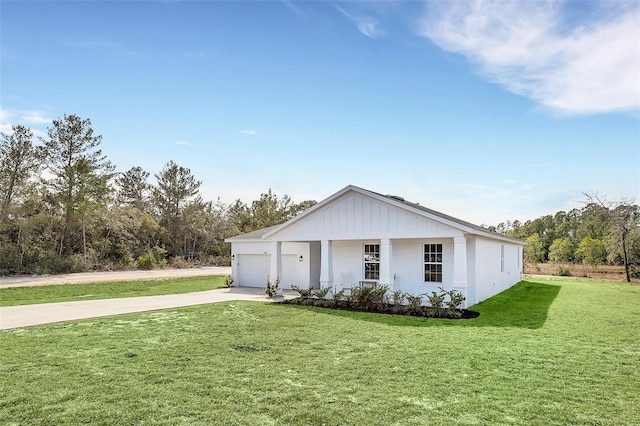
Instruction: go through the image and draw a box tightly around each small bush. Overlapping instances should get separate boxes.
[224,275,234,288]
[136,246,167,270]
[390,290,405,313]
[312,286,332,299]
[291,284,315,298]
[405,293,424,315]
[265,275,280,298]
[330,289,346,307]
[442,288,466,319]
[136,253,155,270]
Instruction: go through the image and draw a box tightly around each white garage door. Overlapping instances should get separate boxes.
[237,254,270,287]
[237,254,299,289]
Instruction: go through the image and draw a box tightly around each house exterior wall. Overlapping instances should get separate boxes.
[390,239,455,297]
[473,236,522,304]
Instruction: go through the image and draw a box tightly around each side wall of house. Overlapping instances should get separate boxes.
[473,237,523,305]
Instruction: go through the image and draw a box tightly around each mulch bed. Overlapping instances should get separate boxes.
[281,298,480,320]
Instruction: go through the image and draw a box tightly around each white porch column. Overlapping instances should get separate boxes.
[270,241,283,296]
[453,236,468,294]
[379,238,393,291]
[319,240,333,290]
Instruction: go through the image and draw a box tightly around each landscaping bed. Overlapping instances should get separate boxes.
[282,284,479,319]
[282,296,480,319]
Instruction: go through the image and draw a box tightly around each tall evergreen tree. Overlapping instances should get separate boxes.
[0,125,41,220]
[41,114,115,257]
[116,166,151,211]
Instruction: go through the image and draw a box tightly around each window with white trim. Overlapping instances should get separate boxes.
[363,244,380,280]
[501,245,505,273]
[424,244,443,283]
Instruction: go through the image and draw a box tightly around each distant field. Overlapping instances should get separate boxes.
[525,262,633,281]
[1,276,638,425]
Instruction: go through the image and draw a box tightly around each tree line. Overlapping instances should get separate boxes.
[0,114,316,275]
[2,114,637,281]
[490,195,639,282]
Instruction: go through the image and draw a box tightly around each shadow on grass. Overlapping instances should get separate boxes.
[275,281,560,330]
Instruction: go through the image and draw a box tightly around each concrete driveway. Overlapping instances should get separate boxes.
[0,287,293,330]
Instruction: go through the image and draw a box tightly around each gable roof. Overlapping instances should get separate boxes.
[229,185,524,245]
[225,225,279,242]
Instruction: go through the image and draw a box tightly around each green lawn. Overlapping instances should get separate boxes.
[0,276,226,306]
[1,276,639,425]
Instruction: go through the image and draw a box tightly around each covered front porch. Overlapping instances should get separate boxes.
[266,237,471,302]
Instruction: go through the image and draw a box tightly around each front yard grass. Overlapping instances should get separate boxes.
[1,276,639,425]
[0,276,226,306]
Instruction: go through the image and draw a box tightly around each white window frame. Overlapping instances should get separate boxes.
[363,243,380,281]
[424,243,443,283]
[501,245,505,273]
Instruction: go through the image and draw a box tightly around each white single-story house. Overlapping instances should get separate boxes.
[226,185,525,308]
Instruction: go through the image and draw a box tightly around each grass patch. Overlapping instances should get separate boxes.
[0,276,226,306]
[1,277,639,425]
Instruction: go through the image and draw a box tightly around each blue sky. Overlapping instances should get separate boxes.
[1,0,639,225]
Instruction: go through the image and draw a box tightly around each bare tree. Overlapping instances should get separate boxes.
[584,192,639,282]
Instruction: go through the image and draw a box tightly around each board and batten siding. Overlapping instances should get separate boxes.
[269,192,463,241]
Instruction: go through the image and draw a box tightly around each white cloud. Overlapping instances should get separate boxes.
[336,5,382,39]
[420,0,640,115]
[174,140,194,146]
[238,129,258,136]
[0,107,51,138]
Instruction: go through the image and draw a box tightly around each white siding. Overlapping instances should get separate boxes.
[472,237,522,305]
[269,192,463,241]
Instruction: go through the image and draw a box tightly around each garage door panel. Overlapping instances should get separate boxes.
[237,254,270,287]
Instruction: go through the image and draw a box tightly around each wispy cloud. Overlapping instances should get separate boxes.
[174,140,195,146]
[419,0,640,115]
[238,129,258,136]
[0,107,51,138]
[64,39,126,50]
[336,5,382,39]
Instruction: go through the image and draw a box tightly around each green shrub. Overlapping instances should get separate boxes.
[224,275,234,288]
[330,289,346,306]
[291,284,314,298]
[425,290,446,316]
[405,293,424,315]
[312,286,332,299]
[136,252,155,270]
[265,275,280,298]
[390,290,406,313]
[443,288,466,318]
[136,246,167,270]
